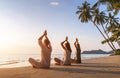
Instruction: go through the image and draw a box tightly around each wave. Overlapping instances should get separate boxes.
[0,60,19,66]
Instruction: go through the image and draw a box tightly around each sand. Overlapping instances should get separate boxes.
[0,55,120,78]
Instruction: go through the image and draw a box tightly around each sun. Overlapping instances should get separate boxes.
[0,26,19,54]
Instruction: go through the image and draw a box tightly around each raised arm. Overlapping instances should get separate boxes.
[38,34,44,40]
[38,32,44,40]
[61,40,66,49]
[45,35,52,49]
[74,41,77,48]
[61,36,68,49]
[44,35,50,43]
[38,30,47,40]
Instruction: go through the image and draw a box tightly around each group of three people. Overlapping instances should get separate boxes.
[29,30,81,69]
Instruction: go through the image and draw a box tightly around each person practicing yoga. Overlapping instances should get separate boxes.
[74,38,81,63]
[29,30,52,68]
[54,36,72,66]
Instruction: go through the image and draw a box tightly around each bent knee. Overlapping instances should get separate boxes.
[54,57,57,60]
[28,58,34,62]
[54,58,59,61]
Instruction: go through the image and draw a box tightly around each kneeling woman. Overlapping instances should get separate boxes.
[54,36,72,66]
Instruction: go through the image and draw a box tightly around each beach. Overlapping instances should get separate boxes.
[0,55,120,78]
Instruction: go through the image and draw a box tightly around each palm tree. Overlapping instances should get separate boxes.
[93,0,120,14]
[76,1,92,23]
[93,9,106,25]
[102,13,120,47]
[76,1,116,52]
[93,0,120,48]
[93,9,116,50]
[104,24,120,47]
[107,13,120,47]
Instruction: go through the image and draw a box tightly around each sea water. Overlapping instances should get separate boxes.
[0,54,110,68]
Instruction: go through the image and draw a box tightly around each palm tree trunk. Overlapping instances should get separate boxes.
[91,20,116,52]
[117,41,120,47]
[101,24,117,50]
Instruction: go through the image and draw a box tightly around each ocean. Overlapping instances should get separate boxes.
[0,54,110,68]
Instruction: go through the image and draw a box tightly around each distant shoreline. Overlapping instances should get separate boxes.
[82,49,113,54]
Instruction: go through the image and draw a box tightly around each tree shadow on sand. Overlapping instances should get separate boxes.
[51,63,120,74]
[71,63,120,68]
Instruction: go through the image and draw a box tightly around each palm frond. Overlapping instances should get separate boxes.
[114,9,119,15]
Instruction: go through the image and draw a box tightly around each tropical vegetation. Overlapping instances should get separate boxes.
[76,0,120,55]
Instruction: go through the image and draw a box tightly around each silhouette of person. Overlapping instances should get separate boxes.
[29,30,52,68]
[74,38,81,63]
[54,36,72,65]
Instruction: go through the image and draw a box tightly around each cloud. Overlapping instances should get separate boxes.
[50,2,59,6]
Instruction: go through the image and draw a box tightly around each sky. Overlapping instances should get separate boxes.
[0,0,119,54]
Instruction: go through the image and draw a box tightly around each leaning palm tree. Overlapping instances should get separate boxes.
[93,0,120,14]
[76,1,116,52]
[102,13,120,48]
[107,13,120,45]
[93,9,116,51]
[103,24,120,47]
[93,0,120,46]
[93,9,106,25]
[104,13,120,46]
